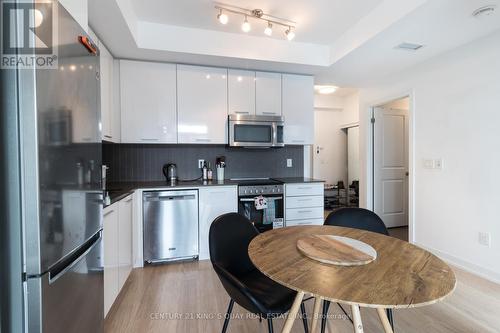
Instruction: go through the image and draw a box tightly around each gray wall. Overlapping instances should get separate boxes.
[103,143,304,182]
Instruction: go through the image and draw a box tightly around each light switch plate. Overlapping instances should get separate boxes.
[198,159,205,169]
[478,232,491,247]
[423,159,434,169]
[286,159,293,168]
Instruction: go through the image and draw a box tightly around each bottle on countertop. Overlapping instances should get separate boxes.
[207,162,213,181]
[202,161,208,181]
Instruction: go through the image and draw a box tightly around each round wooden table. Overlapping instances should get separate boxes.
[248,226,456,333]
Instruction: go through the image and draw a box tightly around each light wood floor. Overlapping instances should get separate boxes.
[105,260,500,333]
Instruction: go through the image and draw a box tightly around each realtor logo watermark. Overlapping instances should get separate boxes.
[1,0,58,69]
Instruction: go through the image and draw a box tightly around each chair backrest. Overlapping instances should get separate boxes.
[324,207,389,235]
[209,212,259,275]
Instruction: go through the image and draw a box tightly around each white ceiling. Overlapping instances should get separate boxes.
[89,0,500,87]
[131,0,382,45]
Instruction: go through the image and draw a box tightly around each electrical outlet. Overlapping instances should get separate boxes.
[434,158,443,169]
[478,232,491,247]
[198,159,205,169]
[287,159,293,168]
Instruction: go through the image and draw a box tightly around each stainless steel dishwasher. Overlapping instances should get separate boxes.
[143,190,199,263]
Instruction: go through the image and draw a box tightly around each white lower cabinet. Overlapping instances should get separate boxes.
[103,194,134,317]
[198,186,238,260]
[103,204,119,317]
[285,183,324,227]
[118,195,133,291]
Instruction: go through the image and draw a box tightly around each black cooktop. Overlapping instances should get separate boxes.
[231,178,283,186]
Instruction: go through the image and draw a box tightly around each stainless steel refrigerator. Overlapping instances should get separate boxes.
[16,2,104,333]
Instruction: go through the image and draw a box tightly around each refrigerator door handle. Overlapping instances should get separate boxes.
[48,230,102,284]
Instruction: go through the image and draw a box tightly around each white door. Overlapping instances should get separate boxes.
[374,107,409,228]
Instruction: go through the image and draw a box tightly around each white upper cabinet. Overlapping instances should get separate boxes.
[99,42,116,142]
[120,60,177,144]
[255,72,282,116]
[228,69,255,115]
[282,74,314,144]
[177,65,228,144]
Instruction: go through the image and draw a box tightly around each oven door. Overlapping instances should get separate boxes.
[229,120,274,147]
[238,195,284,232]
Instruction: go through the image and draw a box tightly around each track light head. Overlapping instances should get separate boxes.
[217,9,228,24]
[285,27,295,41]
[264,22,273,36]
[242,15,251,32]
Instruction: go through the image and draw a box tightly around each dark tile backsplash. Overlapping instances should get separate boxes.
[103,143,304,182]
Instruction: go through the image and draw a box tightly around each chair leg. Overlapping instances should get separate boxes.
[267,318,274,333]
[300,302,309,333]
[320,300,331,333]
[386,309,395,331]
[222,299,234,333]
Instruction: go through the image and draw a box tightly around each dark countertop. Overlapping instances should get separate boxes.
[105,178,325,207]
[272,177,325,184]
[105,179,241,206]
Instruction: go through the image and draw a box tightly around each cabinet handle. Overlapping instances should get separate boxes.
[297,198,312,202]
[297,187,312,190]
[297,222,312,225]
[292,140,305,143]
[104,135,112,139]
[141,138,159,142]
[262,112,276,115]
[297,210,312,214]
[103,209,115,217]
[235,111,249,114]
[195,138,211,142]
[124,197,133,202]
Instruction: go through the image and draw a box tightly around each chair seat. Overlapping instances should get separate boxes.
[236,269,296,316]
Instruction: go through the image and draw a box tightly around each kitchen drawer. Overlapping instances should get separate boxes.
[286,183,324,197]
[286,218,324,227]
[286,207,324,221]
[286,195,323,209]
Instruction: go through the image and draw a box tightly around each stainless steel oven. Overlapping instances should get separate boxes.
[228,114,284,148]
[237,182,284,233]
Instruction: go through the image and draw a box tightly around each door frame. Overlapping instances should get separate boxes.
[365,91,415,243]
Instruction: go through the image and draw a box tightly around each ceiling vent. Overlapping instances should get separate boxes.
[472,5,496,18]
[395,42,424,51]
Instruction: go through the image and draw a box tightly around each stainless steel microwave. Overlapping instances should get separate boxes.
[228,114,284,148]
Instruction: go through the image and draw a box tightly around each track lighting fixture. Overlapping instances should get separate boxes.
[214,3,296,41]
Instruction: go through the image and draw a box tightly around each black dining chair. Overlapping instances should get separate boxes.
[320,207,395,333]
[209,213,309,333]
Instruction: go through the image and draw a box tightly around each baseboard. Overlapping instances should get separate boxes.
[414,242,500,285]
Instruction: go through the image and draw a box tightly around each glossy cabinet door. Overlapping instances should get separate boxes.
[118,195,133,291]
[120,60,177,143]
[177,65,228,144]
[228,69,256,115]
[198,186,238,260]
[282,74,314,144]
[103,204,119,317]
[99,41,115,141]
[256,71,282,116]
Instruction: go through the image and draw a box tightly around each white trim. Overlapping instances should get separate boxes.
[340,121,359,130]
[415,242,500,285]
[365,90,415,243]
